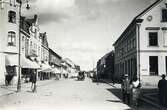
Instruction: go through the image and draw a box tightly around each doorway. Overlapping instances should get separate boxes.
[149,56,158,76]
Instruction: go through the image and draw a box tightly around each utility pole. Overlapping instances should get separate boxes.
[17,0,22,92]
[17,0,30,92]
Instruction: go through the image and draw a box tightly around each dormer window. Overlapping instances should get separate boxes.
[8,11,16,23]
[162,9,167,22]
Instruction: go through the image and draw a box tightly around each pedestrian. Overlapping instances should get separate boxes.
[30,70,37,93]
[122,74,131,105]
[132,77,141,107]
[158,74,167,106]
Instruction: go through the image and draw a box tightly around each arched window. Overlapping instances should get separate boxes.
[8,11,16,23]
[8,31,16,46]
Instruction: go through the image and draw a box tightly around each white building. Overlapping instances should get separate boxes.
[114,0,167,85]
[0,0,20,85]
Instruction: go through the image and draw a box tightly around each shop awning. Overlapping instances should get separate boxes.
[21,56,40,69]
[39,63,51,72]
[31,61,40,69]
[62,69,68,74]
[5,55,40,69]
[5,55,18,66]
[51,68,61,74]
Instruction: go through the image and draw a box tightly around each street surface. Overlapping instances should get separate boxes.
[0,78,130,110]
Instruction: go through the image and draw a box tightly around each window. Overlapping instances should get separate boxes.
[149,32,158,46]
[8,11,16,23]
[22,36,24,41]
[8,31,16,46]
[163,31,167,46]
[162,9,167,22]
[149,56,158,76]
[16,0,21,3]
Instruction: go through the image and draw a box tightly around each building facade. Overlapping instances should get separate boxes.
[96,51,115,81]
[113,0,167,84]
[20,15,41,81]
[38,32,51,80]
[49,48,62,68]
[0,0,20,85]
[40,32,49,63]
[49,48,62,78]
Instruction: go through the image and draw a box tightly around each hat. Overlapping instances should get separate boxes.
[124,74,128,77]
[161,74,166,78]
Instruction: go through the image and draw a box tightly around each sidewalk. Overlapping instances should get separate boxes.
[0,78,58,97]
[99,79,167,109]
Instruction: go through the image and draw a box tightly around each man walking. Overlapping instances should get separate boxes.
[158,74,167,106]
[30,70,37,93]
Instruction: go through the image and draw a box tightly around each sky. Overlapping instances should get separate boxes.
[23,0,156,70]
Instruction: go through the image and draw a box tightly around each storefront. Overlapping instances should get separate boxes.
[38,62,52,80]
[5,54,18,85]
[21,56,40,83]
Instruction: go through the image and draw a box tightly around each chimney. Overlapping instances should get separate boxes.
[34,14,38,21]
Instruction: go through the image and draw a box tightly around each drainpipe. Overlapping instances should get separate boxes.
[136,19,143,83]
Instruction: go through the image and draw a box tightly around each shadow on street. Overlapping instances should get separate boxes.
[107,88,160,110]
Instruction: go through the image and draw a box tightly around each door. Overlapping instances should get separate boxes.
[149,56,158,76]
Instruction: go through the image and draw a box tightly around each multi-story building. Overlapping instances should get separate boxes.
[40,32,49,63]
[20,15,41,80]
[61,58,78,78]
[113,0,167,84]
[96,51,115,81]
[0,0,20,85]
[49,48,62,78]
[49,48,62,69]
[39,32,51,80]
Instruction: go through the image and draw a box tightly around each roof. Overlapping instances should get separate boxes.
[20,15,38,35]
[49,48,62,59]
[113,0,162,46]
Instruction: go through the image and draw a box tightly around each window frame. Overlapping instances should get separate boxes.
[8,31,16,46]
[162,8,167,22]
[148,31,158,47]
[8,10,16,23]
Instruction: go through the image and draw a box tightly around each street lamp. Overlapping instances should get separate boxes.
[17,0,30,92]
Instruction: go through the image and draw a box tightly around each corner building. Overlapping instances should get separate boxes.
[0,0,20,85]
[113,0,167,84]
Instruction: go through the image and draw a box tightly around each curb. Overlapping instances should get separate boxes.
[99,79,117,88]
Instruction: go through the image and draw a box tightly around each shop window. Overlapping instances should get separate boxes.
[8,31,16,46]
[8,11,16,23]
[149,32,158,46]
[162,9,167,22]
